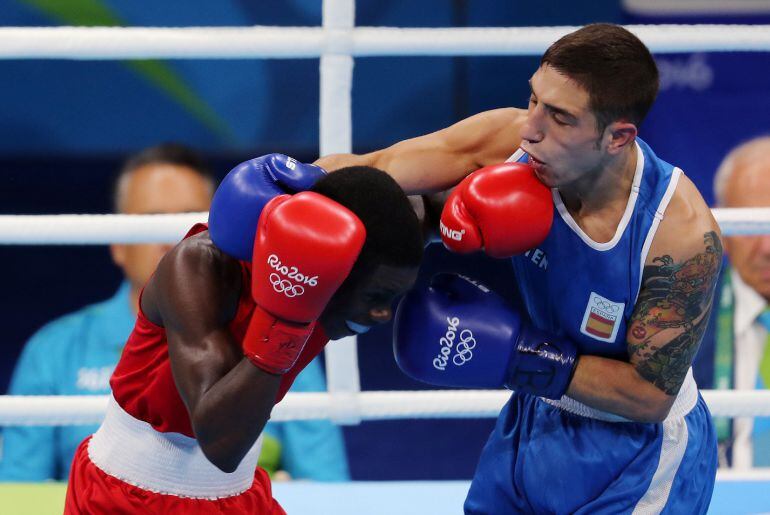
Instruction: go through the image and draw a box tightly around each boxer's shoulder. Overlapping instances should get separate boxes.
[142,231,243,326]
[164,231,240,279]
[647,172,721,264]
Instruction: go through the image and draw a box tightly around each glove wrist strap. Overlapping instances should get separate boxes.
[504,323,578,400]
[243,307,313,375]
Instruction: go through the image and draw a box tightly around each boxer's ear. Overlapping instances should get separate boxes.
[605,121,637,155]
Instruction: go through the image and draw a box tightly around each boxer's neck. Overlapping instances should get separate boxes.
[558,144,638,243]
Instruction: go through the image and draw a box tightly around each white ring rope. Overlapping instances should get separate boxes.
[711,208,770,236]
[0,390,768,426]
[0,208,766,244]
[0,213,207,244]
[1,25,770,59]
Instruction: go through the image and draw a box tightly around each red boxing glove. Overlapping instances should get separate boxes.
[244,192,366,374]
[440,163,553,258]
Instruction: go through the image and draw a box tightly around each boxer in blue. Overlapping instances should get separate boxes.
[317,23,720,514]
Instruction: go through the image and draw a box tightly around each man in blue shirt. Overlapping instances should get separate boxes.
[0,143,349,482]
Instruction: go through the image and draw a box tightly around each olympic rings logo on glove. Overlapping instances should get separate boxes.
[433,318,477,371]
[452,330,476,366]
[267,254,319,287]
[270,273,305,298]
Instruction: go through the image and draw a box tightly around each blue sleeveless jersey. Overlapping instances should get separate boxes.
[465,140,717,514]
[509,138,682,360]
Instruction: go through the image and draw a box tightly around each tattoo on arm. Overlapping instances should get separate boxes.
[628,231,722,394]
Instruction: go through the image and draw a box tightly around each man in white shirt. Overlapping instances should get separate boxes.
[696,135,770,468]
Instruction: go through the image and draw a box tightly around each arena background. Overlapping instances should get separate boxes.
[1,0,770,483]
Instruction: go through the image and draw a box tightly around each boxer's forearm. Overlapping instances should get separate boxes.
[566,355,675,423]
[188,359,282,473]
[314,152,377,171]
[317,145,470,195]
[316,154,446,245]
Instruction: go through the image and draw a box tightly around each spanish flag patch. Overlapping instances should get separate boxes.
[580,292,625,343]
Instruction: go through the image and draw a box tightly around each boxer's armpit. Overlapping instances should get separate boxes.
[627,231,722,395]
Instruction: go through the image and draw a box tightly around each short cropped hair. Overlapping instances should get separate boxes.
[310,166,424,270]
[541,23,659,133]
[112,143,215,212]
[713,136,770,206]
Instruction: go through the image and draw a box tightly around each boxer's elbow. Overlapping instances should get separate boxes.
[634,399,673,423]
[208,455,239,474]
[211,457,240,474]
[198,436,247,473]
[192,416,251,473]
[628,386,676,423]
[212,456,241,474]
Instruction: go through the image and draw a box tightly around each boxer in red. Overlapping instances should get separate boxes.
[63,158,424,514]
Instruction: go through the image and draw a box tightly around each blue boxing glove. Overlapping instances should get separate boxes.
[208,153,327,260]
[393,274,577,399]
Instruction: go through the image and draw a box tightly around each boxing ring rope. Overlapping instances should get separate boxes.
[4,12,770,427]
[1,390,769,426]
[3,24,770,58]
[0,208,768,244]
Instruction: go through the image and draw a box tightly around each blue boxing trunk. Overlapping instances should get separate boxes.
[465,385,716,514]
[465,139,717,514]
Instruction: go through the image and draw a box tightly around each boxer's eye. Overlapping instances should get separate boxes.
[552,113,568,126]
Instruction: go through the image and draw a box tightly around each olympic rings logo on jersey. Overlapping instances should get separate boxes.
[270,273,305,297]
[452,330,476,366]
[594,298,620,313]
[433,317,476,370]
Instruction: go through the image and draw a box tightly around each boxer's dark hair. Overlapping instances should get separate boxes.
[112,142,215,212]
[541,23,659,133]
[310,166,424,271]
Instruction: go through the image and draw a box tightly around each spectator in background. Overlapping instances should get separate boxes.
[0,143,349,482]
[695,136,770,468]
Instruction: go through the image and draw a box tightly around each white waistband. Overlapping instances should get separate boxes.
[541,368,699,422]
[88,395,262,499]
